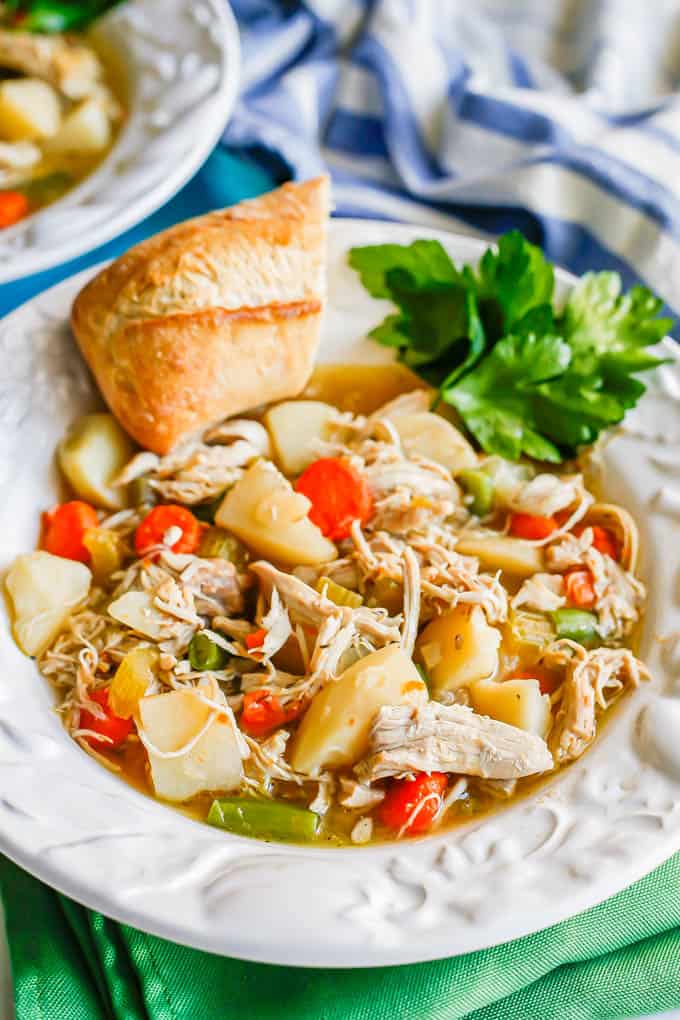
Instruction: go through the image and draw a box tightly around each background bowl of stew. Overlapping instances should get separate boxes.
[0,0,240,283]
[0,220,679,967]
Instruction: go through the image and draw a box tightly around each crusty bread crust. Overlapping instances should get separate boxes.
[71,176,330,454]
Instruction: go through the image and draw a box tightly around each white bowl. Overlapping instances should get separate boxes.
[1,220,679,967]
[0,0,240,283]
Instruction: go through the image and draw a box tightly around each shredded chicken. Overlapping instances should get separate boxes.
[350,817,374,844]
[356,702,553,782]
[400,546,420,657]
[338,777,385,810]
[115,420,270,504]
[177,557,245,617]
[349,523,508,624]
[0,29,102,98]
[250,560,402,645]
[512,573,565,613]
[546,530,645,639]
[542,640,650,764]
[506,473,591,519]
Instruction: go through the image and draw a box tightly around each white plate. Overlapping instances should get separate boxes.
[1,220,680,968]
[0,0,240,283]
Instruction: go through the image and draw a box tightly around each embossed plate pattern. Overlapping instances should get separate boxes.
[0,0,240,283]
[0,221,679,967]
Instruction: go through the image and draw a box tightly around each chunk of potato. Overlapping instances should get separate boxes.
[215,460,337,566]
[58,413,135,510]
[289,645,427,776]
[264,400,337,475]
[139,684,243,801]
[455,534,544,578]
[5,551,91,656]
[417,604,500,693]
[393,412,477,475]
[0,79,61,142]
[107,591,167,640]
[470,678,551,738]
[45,97,111,153]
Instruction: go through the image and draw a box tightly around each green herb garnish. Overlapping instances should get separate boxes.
[349,232,672,462]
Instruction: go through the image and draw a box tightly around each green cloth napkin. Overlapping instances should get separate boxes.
[2,852,680,1020]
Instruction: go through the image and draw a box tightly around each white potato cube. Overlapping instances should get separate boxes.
[0,79,61,142]
[455,534,545,578]
[6,551,91,656]
[216,459,336,566]
[394,412,477,475]
[289,645,427,776]
[139,685,243,801]
[417,604,500,693]
[264,400,337,475]
[46,98,111,153]
[58,413,135,510]
[107,591,168,640]
[470,678,552,738]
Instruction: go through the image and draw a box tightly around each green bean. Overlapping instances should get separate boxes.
[207,798,320,842]
[551,608,600,647]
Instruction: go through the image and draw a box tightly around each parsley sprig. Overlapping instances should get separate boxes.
[349,232,672,462]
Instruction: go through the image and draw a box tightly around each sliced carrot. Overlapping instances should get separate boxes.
[295,458,373,541]
[79,688,134,748]
[509,512,558,540]
[134,505,202,558]
[240,690,286,737]
[512,666,560,696]
[43,500,99,563]
[0,190,29,228]
[245,628,268,651]
[564,567,596,608]
[379,772,448,835]
[574,523,619,560]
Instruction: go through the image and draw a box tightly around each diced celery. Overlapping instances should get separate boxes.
[509,610,555,656]
[458,468,495,516]
[130,477,156,507]
[207,797,320,842]
[315,576,363,609]
[109,646,158,719]
[365,577,402,614]
[83,527,122,582]
[198,527,249,569]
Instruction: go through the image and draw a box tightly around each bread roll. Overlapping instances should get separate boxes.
[71,176,330,453]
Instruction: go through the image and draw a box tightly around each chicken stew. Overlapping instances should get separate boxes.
[5,366,649,845]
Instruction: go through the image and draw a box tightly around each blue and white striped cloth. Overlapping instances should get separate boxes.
[225,0,680,323]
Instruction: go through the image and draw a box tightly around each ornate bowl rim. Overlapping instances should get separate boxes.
[0,219,679,967]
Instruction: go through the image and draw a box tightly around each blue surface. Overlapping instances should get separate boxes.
[0,148,276,318]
